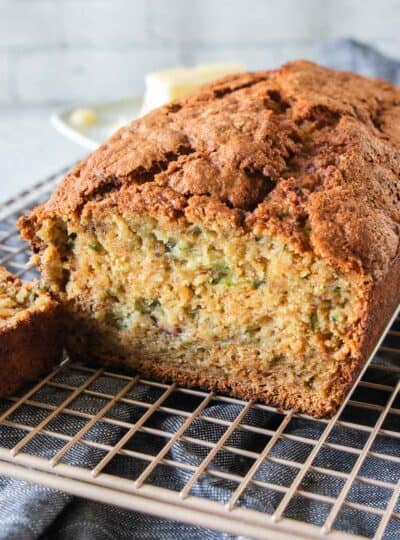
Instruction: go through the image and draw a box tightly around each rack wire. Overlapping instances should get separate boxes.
[0,169,399,539]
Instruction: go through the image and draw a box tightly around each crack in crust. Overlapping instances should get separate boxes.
[21,60,400,279]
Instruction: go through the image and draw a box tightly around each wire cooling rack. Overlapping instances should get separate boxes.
[0,170,399,540]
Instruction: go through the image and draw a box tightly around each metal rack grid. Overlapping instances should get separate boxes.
[0,170,399,540]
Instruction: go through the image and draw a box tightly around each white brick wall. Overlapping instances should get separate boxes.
[1,0,400,106]
[60,1,149,45]
[149,0,400,44]
[149,0,330,44]
[0,50,9,102]
[0,1,60,47]
[14,48,181,103]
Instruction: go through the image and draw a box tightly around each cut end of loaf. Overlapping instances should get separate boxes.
[0,267,54,329]
[32,205,369,416]
[0,266,62,398]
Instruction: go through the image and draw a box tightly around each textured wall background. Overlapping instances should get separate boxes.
[1,0,400,105]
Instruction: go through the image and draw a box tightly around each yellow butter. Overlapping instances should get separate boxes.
[140,62,245,115]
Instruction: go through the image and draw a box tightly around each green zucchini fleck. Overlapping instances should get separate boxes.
[189,225,202,236]
[165,239,176,252]
[108,313,130,330]
[276,210,289,220]
[210,262,230,285]
[186,307,199,319]
[135,297,160,315]
[88,242,101,252]
[67,232,77,248]
[310,312,319,332]
[29,290,39,302]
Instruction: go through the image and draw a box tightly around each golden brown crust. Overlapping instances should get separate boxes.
[359,253,400,372]
[320,254,400,416]
[71,351,338,418]
[0,268,62,398]
[17,61,400,416]
[20,60,400,279]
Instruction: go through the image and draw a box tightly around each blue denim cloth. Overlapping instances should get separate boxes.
[1,39,400,540]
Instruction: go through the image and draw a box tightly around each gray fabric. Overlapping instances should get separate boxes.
[317,38,400,84]
[1,39,400,539]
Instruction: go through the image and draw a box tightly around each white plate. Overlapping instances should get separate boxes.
[51,97,144,150]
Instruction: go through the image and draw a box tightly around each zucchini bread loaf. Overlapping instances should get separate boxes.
[0,267,61,397]
[19,61,400,417]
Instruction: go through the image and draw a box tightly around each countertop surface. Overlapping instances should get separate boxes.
[1,106,85,204]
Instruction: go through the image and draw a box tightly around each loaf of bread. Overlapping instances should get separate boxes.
[20,61,400,417]
[0,267,61,397]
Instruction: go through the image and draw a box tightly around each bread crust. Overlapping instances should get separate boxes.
[18,61,400,416]
[70,351,337,418]
[358,253,400,374]
[20,60,400,280]
[0,269,62,398]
